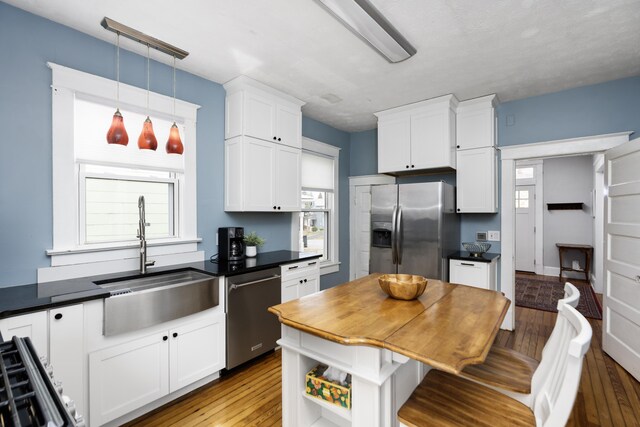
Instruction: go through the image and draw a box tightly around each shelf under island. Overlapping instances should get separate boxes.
[268,273,510,427]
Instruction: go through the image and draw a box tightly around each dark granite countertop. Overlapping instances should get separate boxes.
[448,251,501,263]
[0,250,321,319]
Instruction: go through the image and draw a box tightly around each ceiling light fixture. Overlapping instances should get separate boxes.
[166,56,184,155]
[314,0,416,63]
[138,45,158,151]
[101,17,189,154]
[106,33,129,146]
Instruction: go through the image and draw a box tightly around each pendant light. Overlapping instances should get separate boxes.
[106,33,129,146]
[138,45,158,151]
[166,56,184,155]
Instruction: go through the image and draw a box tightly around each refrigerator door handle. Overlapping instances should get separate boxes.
[391,205,398,265]
[397,205,403,265]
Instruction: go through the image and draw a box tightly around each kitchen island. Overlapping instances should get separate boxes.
[269,273,510,427]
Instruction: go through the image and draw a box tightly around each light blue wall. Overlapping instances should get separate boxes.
[302,117,351,289]
[0,3,348,288]
[349,129,377,176]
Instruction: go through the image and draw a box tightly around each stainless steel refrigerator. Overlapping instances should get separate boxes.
[369,182,459,281]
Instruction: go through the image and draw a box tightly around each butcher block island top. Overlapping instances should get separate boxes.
[269,273,510,374]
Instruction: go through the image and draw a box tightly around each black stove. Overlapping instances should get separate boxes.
[0,335,82,427]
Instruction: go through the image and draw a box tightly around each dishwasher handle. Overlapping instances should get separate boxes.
[228,274,281,292]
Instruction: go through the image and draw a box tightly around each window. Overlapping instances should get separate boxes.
[46,63,200,272]
[515,189,529,209]
[516,166,534,180]
[293,138,340,274]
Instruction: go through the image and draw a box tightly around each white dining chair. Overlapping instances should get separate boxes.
[458,282,580,398]
[398,302,592,427]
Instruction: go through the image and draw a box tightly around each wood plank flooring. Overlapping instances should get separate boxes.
[126,295,640,426]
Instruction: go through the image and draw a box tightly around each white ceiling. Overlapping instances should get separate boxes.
[6,0,640,132]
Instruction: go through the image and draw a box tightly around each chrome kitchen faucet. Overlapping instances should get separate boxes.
[137,195,155,274]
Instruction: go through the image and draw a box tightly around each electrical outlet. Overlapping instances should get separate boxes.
[487,230,500,241]
[476,232,487,241]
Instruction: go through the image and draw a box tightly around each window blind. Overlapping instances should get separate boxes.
[302,151,334,191]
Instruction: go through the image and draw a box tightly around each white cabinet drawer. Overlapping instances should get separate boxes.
[281,259,320,281]
[449,259,492,290]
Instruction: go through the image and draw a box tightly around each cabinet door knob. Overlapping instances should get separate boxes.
[277,206,281,210]
[299,280,303,284]
[163,336,168,341]
[457,208,461,212]
[273,136,277,140]
[304,279,307,283]
[173,332,178,338]
[54,313,63,320]
[406,165,409,169]
[278,137,281,141]
[457,145,460,149]
[273,206,277,210]
[411,165,415,168]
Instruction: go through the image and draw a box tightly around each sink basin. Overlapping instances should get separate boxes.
[95,269,219,336]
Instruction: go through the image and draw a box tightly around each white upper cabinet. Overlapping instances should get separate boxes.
[456,94,497,150]
[376,94,458,174]
[224,76,304,148]
[224,76,304,212]
[456,94,498,213]
[225,136,301,212]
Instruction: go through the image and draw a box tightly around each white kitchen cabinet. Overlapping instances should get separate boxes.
[89,331,170,427]
[224,75,304,148]
[376,94,458,174]
[169,317,225,392]
[49,304,84,418]
[449,258,498,290]
[456,147,497,213]
[225,136,301,212]
[0,311,48,358]
[456,94,498,213]
[89,312,225,426]
[281,259,320,303]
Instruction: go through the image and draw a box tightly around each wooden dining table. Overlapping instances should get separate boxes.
[269,273,510,426]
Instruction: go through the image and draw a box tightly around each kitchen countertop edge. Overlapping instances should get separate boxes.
[0,250,322,319]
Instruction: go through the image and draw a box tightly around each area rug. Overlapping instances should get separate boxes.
[515,275,602,319]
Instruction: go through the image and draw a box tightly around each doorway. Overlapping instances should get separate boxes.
[515,184,535,272]
[499,132,630,330]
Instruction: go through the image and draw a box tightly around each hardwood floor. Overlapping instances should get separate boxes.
[126,304,640,427]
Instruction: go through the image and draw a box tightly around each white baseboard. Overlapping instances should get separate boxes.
[543,266,593,283]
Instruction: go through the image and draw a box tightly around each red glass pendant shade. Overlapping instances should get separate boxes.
[106,109,129,146]
[166,122,184,154]
[138,116,158,150]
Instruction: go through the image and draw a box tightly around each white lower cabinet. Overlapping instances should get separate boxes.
[0,311,48,358]
[89,331,169,427]
[49,304,85,418]
[89,313,225,426]
[281,259,320,303]
[449,258,498,290]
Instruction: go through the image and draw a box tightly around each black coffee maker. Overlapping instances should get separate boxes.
[219,227,245,262]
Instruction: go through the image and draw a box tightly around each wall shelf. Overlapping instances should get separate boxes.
[547,202,584,210]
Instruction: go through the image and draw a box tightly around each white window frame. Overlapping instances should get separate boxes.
[40,63,202,282]
[291,137,340,275]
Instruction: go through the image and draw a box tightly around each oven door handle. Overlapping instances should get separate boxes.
[228,275,281,292]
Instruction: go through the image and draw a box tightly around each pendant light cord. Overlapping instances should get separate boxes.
[173,56,177,120]
[146,44,150,113]
[116,33,120,108]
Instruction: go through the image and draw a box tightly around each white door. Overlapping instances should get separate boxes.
[0,311,48,358]
[243,136,276,211]
[456,147,497,213]
[411,109,447,169]
[353,185,373,279]
[515,185,536,272]
[603,137,640,381]
[244,91,275,142]
[275,103,301,148]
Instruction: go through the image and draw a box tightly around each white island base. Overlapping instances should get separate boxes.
[279,325,428,427]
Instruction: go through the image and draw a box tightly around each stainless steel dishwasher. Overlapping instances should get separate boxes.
[226,267,281,369]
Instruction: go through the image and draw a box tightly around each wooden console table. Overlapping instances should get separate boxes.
[556,243,593,282]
